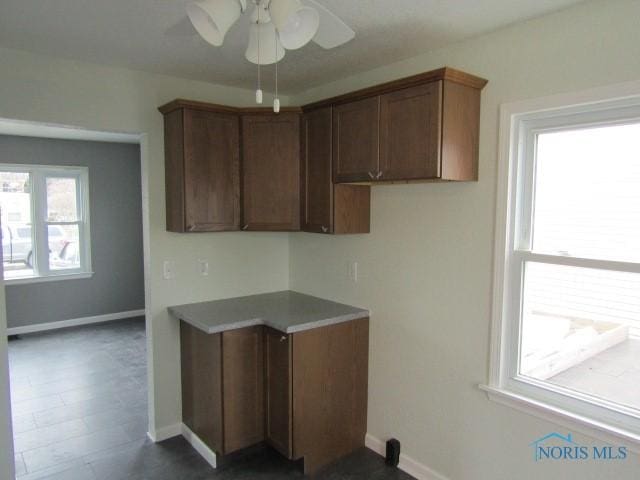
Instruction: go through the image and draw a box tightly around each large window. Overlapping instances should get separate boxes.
[487,91,640,444]
[0,165,91,283]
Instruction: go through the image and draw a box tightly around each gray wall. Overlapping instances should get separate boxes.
[0,135,144,328]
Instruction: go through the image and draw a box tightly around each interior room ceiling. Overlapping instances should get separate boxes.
[0,0,586,95]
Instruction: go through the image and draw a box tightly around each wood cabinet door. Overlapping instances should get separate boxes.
[292,318,369,474]
[180,322,223,453]
[379,82,442,181]
[302,108,333,233]
[183,109,240,231]
[221,326,265,454]
[332,97,380,183]
[241,113,301,231]
[264,328,292,458]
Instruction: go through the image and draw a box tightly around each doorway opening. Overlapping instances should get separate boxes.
[0,119,149,479]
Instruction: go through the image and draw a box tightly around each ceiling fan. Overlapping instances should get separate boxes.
[185,0,355,111]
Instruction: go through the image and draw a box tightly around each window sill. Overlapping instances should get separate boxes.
[479,384,640,453]
[3,272,94,286]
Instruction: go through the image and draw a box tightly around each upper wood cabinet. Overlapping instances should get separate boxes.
[241,113,301,231]
[302,107,370,234]
[332,97,380,183]
[311,68,487,184]
[379,82,442,180]
[160,67,486,234]
[161,105,240,232]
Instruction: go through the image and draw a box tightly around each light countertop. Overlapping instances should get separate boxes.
[168,290,369,334]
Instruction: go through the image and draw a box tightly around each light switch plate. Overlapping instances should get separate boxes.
[348,261,358,283]
[198,259,209,277]
[163,260,175,280]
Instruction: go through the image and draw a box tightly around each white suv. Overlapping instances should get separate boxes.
[1,224,67,267]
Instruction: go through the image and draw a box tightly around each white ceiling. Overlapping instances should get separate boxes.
[0,0,586,94]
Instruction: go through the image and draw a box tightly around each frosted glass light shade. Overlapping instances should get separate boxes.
[187,0,244,47]
[269,0,319,50]
[245,22,285,65]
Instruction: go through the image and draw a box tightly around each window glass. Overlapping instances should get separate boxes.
[50,224,80,270]
[0,171,34,279]
[46,177,78,222]
[0,167,89,281]
[532,123,640,263]
[520,262,640,411]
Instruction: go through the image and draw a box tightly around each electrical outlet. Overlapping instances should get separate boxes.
[198,259,209,277]
[348,261,358,283]
[163,260,175,280]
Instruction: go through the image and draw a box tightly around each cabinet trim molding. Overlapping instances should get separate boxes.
[159,99,303,116]
[302,67,487,111]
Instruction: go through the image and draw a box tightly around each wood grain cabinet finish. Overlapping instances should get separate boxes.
[332,97,380,183]
[379,82,442,180]
[221,327,265,453]
[380,80,482,182]
[180,318,369,475]
[264,328,292,458]
[315,68,486,184]
[180,323,264,456]
[241,113,301,231]
[302,107,371,234]
[162,106,240,232]
[291,318,369,475]
[161,68,486,233]
[180,322,223,452]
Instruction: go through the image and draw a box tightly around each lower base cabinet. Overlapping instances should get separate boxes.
[180,318,369,475]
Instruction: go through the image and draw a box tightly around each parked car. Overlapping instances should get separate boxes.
[1,224,67,267]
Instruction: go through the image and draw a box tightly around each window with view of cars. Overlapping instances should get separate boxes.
[0,165,91,282]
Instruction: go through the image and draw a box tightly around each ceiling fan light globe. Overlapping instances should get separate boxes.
[269,0,319,50]
[245,22,286,65]
[187,0,243,47]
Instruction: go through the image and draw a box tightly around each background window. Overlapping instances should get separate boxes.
[490,96,640,441]
[0,165,90,281]
[0,171,33,279]
[519,123,640,413]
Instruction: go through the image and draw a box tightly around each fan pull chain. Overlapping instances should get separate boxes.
[255,2,263,104]
[273,31,280,113]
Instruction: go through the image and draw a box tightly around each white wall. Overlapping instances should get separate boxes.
[288,0,640,479]
[0,46,292,444]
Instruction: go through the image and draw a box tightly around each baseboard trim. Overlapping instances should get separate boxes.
[181,423,217,468]
[6,309,146,335]
[365,433,449,480]
[147,423,182,443]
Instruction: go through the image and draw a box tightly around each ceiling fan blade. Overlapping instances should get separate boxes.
[302,0,355,49]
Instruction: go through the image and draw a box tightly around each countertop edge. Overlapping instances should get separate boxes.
[169,308,370,335]
[278,311,370,333]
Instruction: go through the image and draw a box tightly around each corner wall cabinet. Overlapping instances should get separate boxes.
[242,113,301,231]
[160,67,487,234]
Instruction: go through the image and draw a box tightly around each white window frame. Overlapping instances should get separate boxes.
[0,164,92,284]
[482,81,640,449]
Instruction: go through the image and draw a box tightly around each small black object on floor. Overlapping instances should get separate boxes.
[386,438,401,467]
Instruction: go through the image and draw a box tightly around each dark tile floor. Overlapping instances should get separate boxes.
[8,318,413,480]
